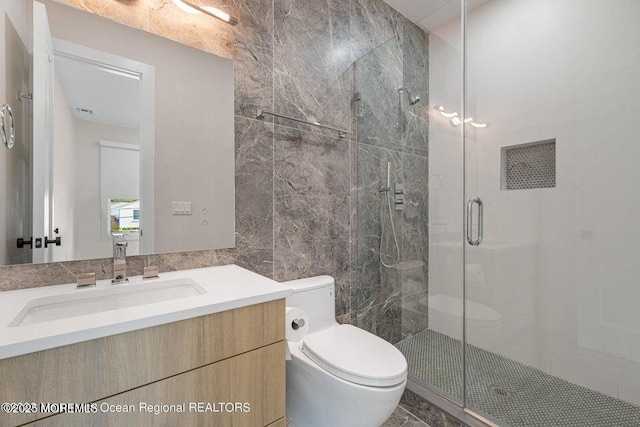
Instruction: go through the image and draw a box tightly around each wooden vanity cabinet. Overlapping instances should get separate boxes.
[0,299,285,427]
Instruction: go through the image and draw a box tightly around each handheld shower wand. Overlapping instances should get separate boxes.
[379,162,400,268]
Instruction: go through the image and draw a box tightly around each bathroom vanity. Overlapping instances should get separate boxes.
[0,265,289,427]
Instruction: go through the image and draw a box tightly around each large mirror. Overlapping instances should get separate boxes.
[0,0,235,266]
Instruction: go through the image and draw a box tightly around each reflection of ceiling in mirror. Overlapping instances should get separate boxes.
[55,54,142,129]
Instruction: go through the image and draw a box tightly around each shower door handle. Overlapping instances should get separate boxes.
[466,197,483,246]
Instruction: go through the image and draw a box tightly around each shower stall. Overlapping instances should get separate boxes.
[354,0,640,425]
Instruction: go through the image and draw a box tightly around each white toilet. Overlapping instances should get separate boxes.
[283,276,407,427]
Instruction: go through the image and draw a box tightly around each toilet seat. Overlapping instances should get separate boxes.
[300,324,407,387]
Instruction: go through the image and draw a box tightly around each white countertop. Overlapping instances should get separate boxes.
[0,264,291,360]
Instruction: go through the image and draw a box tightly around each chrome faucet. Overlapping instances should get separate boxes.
[112,234,129,284]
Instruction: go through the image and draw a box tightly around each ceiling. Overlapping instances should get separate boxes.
[55,55,141,130]
[383,0,490,32]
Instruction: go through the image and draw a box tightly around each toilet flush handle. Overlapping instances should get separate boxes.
[291,319,306,331]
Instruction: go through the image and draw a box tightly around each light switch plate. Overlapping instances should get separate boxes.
[172,201,192,215]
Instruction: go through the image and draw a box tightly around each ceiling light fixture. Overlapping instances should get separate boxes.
[172,0,238,26]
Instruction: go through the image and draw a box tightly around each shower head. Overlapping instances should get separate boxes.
[398,86,421,106]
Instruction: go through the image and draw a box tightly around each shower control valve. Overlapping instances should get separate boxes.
[394,183,405,211]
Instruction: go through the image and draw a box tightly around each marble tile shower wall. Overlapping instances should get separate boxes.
[0,0,429,331]
[354,23,429,343]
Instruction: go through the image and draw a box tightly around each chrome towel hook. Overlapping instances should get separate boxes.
[1,103,16,149]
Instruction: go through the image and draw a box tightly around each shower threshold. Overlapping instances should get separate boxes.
[395,329,640,427]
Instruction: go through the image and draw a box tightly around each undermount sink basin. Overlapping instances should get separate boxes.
[8,278,207,327]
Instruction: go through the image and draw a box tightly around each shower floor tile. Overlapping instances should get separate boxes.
[395,330,640,427]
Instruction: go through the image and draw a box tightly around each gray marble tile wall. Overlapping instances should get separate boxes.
[273,127,352,317]
[1,0,429,333]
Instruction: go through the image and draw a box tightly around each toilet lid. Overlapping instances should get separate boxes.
[300,325,407,387]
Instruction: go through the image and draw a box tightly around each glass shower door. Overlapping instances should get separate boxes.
[420,1,465,404]
[352,0,465,407]
[463,0,640,425]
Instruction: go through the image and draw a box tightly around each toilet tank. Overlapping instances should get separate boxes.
[282,276,335,333]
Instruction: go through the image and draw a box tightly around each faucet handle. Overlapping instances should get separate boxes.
[77,272,96,288]
[143,266,159,280]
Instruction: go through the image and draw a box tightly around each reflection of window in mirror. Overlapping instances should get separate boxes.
[108,199,141,235]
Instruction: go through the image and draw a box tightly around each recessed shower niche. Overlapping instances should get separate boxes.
[501,139,556,191]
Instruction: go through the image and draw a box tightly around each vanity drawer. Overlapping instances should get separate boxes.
[30,342,285,427]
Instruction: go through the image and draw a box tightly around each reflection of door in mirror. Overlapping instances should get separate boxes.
[32,1,54,264]
[50,40,152,261]
[2,7,31,265]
